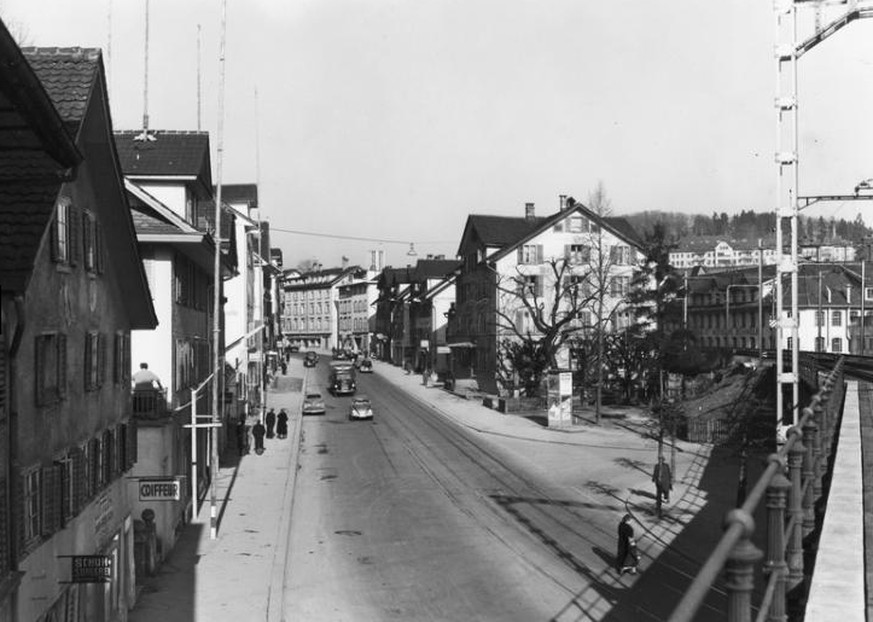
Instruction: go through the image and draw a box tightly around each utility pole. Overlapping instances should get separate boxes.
[210,0,228,541]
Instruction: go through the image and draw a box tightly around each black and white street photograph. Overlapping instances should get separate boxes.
[1,1,872,620]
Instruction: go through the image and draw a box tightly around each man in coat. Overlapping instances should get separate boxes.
[653,456,673,504]
[252,419,266,453]
[616,514,639,574]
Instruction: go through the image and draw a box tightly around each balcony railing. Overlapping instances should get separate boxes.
[132,388,168,420]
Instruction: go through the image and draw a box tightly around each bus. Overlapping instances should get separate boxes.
[328,360,357,396]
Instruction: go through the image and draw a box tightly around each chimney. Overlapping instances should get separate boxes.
[559,195,567,211]
[524,202,535,221]
[341,255,349,269]
[370,250,377,271]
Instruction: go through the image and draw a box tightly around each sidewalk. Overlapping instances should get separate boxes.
[129,360,305,622]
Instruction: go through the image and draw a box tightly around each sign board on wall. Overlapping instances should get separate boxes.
[138,478,182,501]
[70,555,112,583]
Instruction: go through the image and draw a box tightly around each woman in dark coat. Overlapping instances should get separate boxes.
[276,408,289,439]
[265,408,276,439]
[616,514,639,574]
[252,420,266,453]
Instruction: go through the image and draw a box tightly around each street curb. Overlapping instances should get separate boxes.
[266,370,307,622]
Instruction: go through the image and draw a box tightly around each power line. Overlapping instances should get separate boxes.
[268,225,453,246]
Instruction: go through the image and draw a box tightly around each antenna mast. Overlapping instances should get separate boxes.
[142,0,150,134]
[197,24,202,131]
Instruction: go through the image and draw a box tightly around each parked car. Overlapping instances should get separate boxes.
[304,351,319,367]
[349,395,373,420]
[358,358,373,373]
[302,392,326,415]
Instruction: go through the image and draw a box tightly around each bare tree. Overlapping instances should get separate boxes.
[296,258,320,273]
[491,183,632,425]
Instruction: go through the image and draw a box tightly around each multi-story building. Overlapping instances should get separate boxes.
[376,257,460,372]
[449,200,643,395]
[1,41,157,621]
[675,262,870,355]
[374,265,415,364]
[669,236,778,270]
[336,266,379,355]
[281,265,360,351]
[116,130,235,566]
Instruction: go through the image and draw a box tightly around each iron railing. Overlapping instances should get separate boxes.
[669,357,845,622]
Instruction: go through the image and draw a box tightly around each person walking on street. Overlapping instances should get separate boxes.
[252,419,266,454]
[653,455,673,505]
[616,514,639,575]
[276,408,289,439]
[265,408,276,439]
[236,416,249,456]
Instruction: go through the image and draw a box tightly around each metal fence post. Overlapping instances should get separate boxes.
[801,409,817,536]
[811,398,824,500]
[724,509,763,622]
[765,455,791,622]
[786,428,805,589]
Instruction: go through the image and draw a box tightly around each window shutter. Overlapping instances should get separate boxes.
[57,334,67,400]
[41,465,60,537]
[50,214,61,262]
[84,332,92,391]
[515,310,524,333]
[83,213,93,271]
[96,221,105,274]
[97,333,106,388]
[72,446,84,513]
[536,245,543,264]
[127,418,138,467]
[68,206,80,266]
[517,247,523,264]
[564,245,571,265]
[123,334,131,384]
[14,475,25,561]
[536,277,544,298]
[34,336,45,406]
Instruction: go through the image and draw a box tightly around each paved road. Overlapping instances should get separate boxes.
[285,360,729,621]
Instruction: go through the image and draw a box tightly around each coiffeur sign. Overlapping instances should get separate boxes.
[139,477,181,501]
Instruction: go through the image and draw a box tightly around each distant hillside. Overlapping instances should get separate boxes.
[623,210,871,246]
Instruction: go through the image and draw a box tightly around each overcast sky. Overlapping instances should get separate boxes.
[2,0,872,269]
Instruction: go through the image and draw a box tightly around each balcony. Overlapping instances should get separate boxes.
[132,388,169,420]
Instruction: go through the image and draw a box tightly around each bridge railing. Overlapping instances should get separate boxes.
[669,357,846,622]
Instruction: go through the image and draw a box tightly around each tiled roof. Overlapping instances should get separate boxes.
[131,208,187,236]
[22,47,100,126]
[114,130,210,178]
[604,216,643,247]
[467,215,547,248]
[218,183,257,208]
[0,182,61,287]
[413,259,460,280]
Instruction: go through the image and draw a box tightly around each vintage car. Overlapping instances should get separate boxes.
[303,351,319,367]
[302,392,326,415]
[358,358,373,373]
[349,395,373,420]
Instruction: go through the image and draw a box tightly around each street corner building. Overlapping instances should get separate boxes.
[0,24,157,622]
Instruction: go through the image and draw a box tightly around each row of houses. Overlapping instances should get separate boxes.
[280,203,873,404]
[0,25,280,622]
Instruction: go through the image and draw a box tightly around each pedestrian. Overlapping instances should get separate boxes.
[616,514,640,575]
[281,360,287,375]
[252,419,266,454]
[265,408,276,439]
[276,408,289,439]
[653,456,673,504]
[236,416,248,456]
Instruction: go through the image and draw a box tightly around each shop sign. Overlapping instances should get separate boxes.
[69,555,112,583]
[139,478,181,501]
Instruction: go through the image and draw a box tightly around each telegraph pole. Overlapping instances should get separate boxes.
[210,0,228,541]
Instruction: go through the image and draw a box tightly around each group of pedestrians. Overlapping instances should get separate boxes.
[237,408,289,456]
[614,455,673,576]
